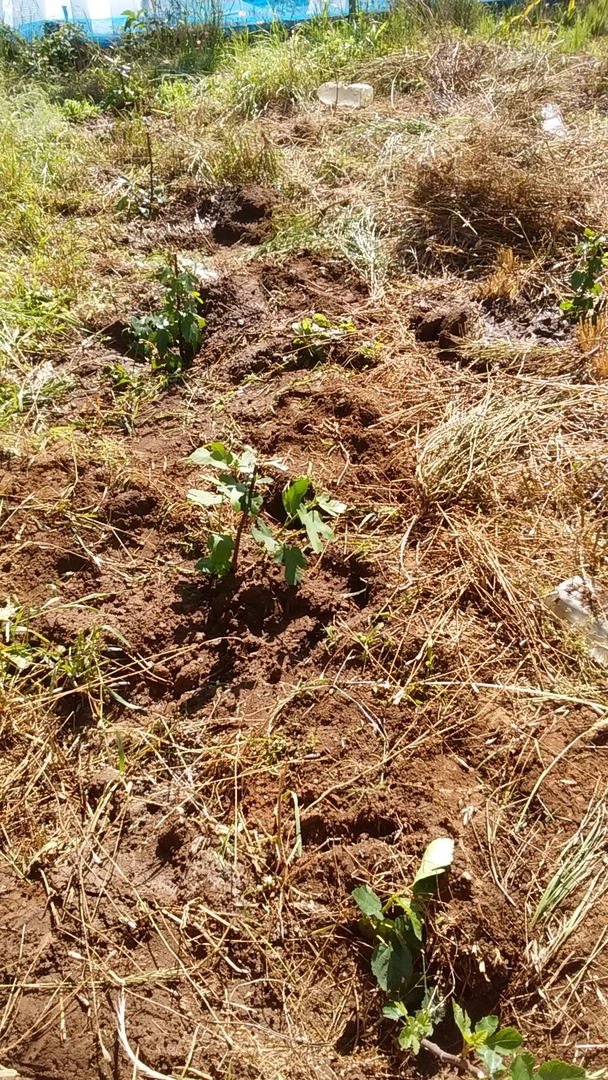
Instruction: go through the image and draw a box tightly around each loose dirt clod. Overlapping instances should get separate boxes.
[414,301,476,358]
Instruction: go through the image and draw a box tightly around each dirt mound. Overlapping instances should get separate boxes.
[209,184,276,245]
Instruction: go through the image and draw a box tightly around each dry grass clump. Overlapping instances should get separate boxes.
[367,368,608,704]
[406,124,587,271]
[415,387,552,503]
[577,313,608,379]
[426,37,493,102]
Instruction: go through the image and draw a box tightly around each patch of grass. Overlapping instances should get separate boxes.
[192,122,281,186]
[528,795,608,972]
[214,27,320,118]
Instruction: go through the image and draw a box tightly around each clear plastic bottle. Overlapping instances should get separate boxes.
[317,81,374,108]
[545,576,608,664]
[540,103,568,137]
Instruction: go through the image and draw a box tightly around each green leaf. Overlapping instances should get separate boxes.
[297,506,335,554]
[195,533,234,577]
[282,476,310,517]
[487,1028,523,1054]
[570,269,588,290]
[536,1063,586,1080]
[274,545,307,586]
[315,492,347,516]
[452,1001,473,1042]
[371,939,392,990]
[476,1015,499,1038]
[510,1054,535,1080]
[393,897,424,941]
[398,1024,421,1055]
[412,837,454,894]
[187,488,223,508]
[382,1001,407,1021]
[236,447,257,474]
[397,1009,435,1055]
[251,520,279,554]
[107,687,143,711]
[189,443,234,469]
[476,1044,506,1076]
[217,477,263,515]
[370,939,413,993]
[352,885,383,920]
[393,914,417,948]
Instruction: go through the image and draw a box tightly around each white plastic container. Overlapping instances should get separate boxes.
[545,576,608,664]
[317,81,374,108]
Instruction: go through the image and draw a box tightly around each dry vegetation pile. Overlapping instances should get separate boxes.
[2,7,608,1080]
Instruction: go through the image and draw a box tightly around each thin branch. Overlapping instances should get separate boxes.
[420,1038,485,1078]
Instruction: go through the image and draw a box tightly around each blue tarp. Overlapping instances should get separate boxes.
[6,0,383,41]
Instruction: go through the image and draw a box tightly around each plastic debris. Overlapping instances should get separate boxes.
[540,103,568,138]
[545,575,608,665]
[317,81,374,108]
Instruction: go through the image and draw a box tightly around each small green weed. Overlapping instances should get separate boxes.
[187,442,345,585]
[130,260,205,375]
[354,839,598,1079]
[560,228,608,325]
[61,97,101,122]
[100,61,143,111]
[104,361,144,393]
[291,312,356,364]
[0,597,138,715]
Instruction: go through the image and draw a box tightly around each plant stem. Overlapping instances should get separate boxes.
[231,466,258,573]
[419,1039,484,1079]
[171,253,187,371]
[145,125,155,215]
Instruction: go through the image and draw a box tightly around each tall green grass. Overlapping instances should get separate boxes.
[0,82,91,362]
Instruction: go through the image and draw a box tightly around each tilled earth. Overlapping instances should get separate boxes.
[1,207,606,1080]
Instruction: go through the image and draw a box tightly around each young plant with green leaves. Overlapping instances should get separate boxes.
[130,260,205,376]
[186,442,345,585]
[452,1003,524,1077]
[291,312,356,364]
[115,174,166,219]
[560,228,608,325]
[353,837,454,1047]
[353,840,594,1080]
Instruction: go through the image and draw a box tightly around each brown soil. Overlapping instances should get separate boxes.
[1,252,606,1080]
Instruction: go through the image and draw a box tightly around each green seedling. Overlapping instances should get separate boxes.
[291,312,356,364]
[453,1003,523,1076]
[100,61,141,111]
[116,122,164,219]
[354,838,597,1080]
[353,836,454,999]
[130,260,205,376]
[115,175,166,219]
[560,228,608,325]
[104,360,144,392]
[186,442,345,585]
